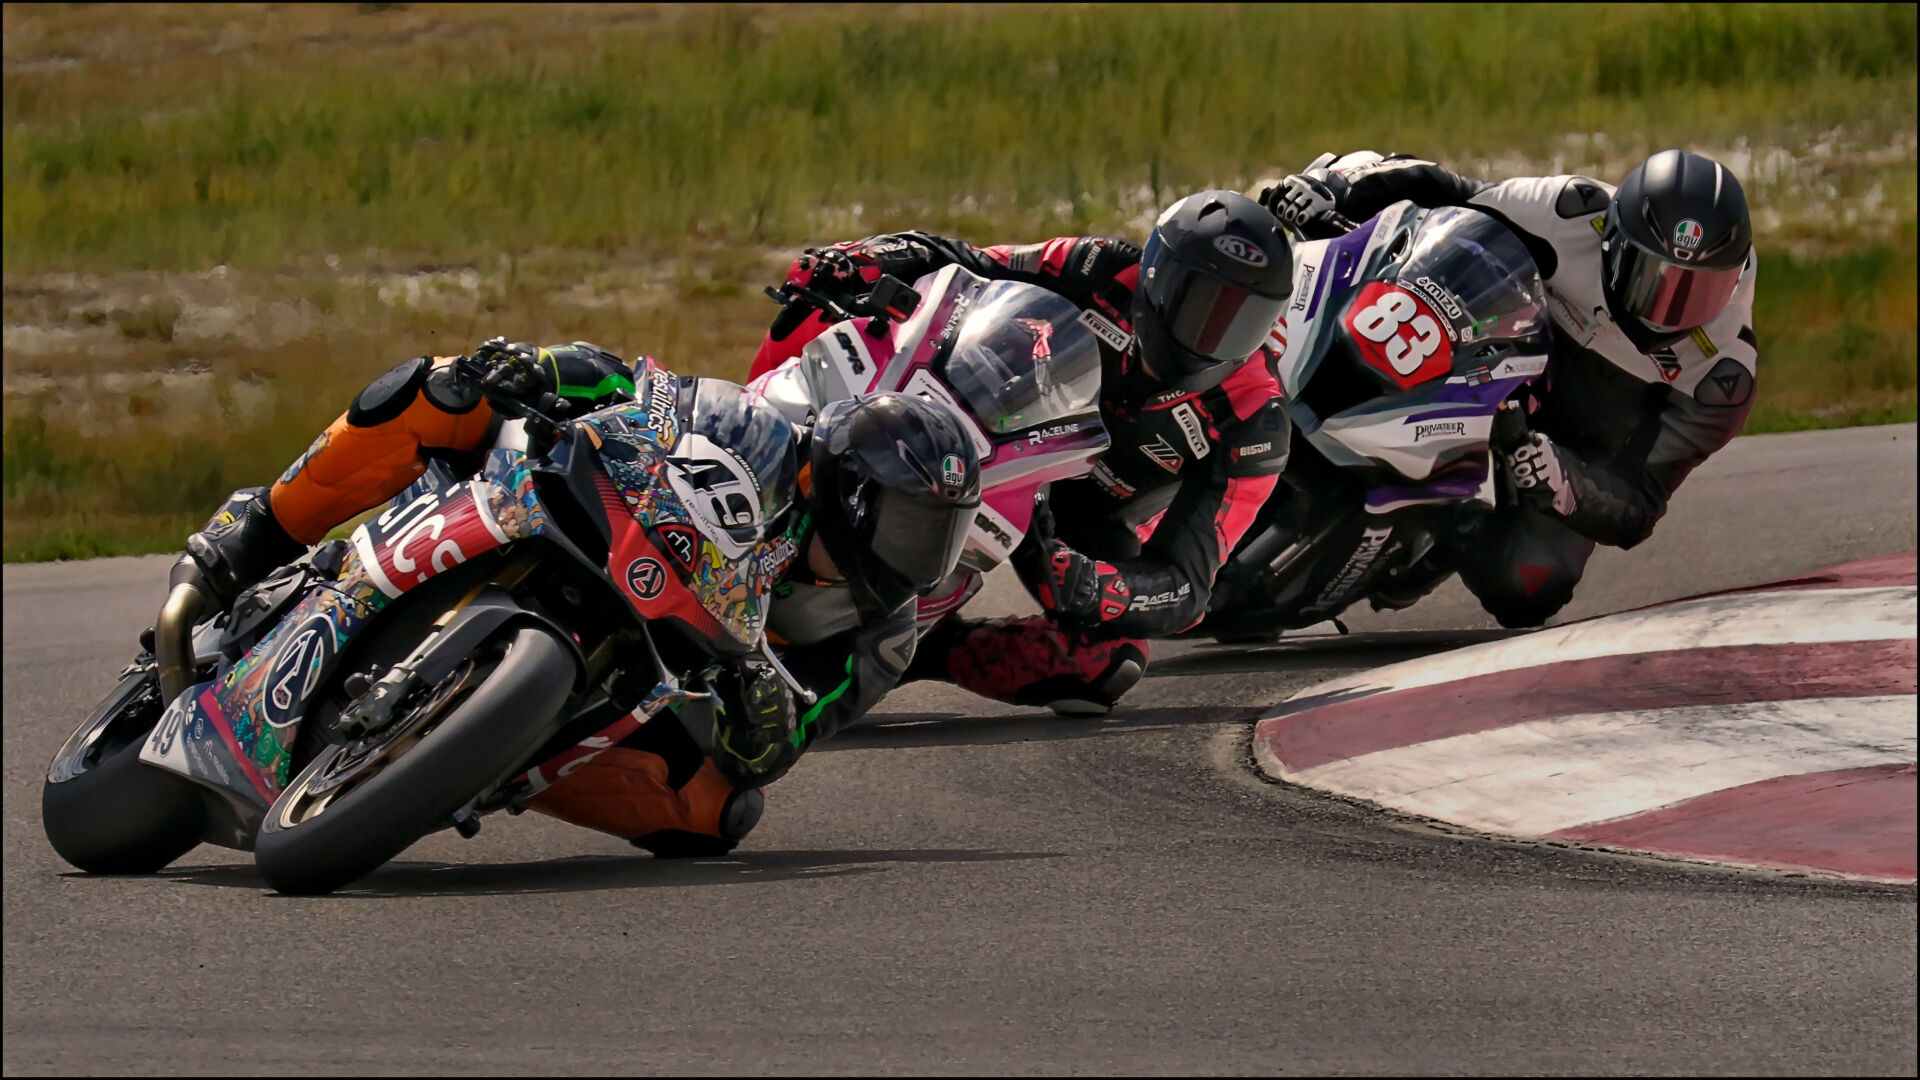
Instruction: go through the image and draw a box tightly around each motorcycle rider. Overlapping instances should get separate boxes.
[182,339,981,856]
[752,190,1296,715]
[1260,148,1757,626]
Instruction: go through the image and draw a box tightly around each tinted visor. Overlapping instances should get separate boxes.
[1608,238,1744,332]
[1140,235,1289,363]
[864,487,974,595]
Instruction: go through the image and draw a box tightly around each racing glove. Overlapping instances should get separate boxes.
[1011,499,1131,627]
[710,658,800,788]
[1259,167,1351,233]
[469,337,552,403]
[1491,398,1577,517]
[785,246,879,299]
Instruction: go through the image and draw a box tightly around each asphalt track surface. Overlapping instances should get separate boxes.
[5,424,1916,1076]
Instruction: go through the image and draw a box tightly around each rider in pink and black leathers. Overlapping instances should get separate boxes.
[753,191,1296,715]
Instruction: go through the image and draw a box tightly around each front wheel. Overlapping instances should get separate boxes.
[254,626,575,895]
[42,663,207,874]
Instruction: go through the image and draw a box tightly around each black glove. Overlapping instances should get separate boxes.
[784,246,875,299]
[710,659,800,788]
[470,337,550,403]
[1011,498,1128,626]
[1259,167,1351,232]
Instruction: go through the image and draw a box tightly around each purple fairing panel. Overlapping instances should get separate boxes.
[1366,457,1490,509]
[1429,374,1533,407]
[1305,218,1381,322]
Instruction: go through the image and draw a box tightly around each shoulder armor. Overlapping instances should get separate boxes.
[1555,179,1611,219]
[1693,357,1754,407]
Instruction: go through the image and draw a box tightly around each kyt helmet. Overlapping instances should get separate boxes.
[807,392,982,619]
[1602,149,1752,334]
[1132,189,1294,392]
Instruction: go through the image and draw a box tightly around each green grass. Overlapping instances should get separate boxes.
[3,2,1915,561]
[5,3,1915,270]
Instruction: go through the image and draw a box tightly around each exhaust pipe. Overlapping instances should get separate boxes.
[156,557,210,704]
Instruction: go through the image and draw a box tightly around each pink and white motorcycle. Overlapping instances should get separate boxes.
[750,266,1112,631]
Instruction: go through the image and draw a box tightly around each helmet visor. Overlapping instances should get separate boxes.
[1608,237,1744,332]
[863,487,975,596]
[1140,238,1289,363]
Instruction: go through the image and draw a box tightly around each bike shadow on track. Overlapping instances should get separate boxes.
[114,847,1065,898]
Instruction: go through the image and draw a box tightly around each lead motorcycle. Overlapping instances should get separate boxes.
[1192,200,1555,641]
[750,264,1112,630]
[43,360,814,895]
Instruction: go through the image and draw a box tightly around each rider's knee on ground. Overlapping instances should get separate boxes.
[935,615,1149,716]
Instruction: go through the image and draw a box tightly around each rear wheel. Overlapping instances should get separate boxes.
[254,627,575,895]
[42,663,207,875]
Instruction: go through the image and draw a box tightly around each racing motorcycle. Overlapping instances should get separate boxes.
[750,265,1112,629]
[1192,199,1554,641]
[43,360,816,895]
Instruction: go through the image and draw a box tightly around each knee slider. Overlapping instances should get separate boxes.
[348,357,431,427]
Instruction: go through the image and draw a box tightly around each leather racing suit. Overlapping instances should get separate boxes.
[1296,152,1760,626]
[200,343,913,856]
[755,231,1292,711]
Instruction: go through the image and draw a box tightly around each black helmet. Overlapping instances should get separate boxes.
[1602,149,1752,333]
[1131,189,1294,391]
[808,392,982,619]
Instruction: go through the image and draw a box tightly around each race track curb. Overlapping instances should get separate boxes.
[1252,552,1918,884]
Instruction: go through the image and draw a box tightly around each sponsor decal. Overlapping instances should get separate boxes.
[1409,275,1464,326]
[1171,402,1210,458]
[265,618,333,728]
[626,557,666,600]
[1090,461,1137,498]
[1673,218,1704,249]
[1212,234,1269,267]
[832,329,866,375]
[1689,327,1717,356]
[1233,440,1274,462]
[1590,215,1607,236]
[645,371,677,432]
[1128,581,1192,611]
[757,534,798,578]
[1290,262,1317,313]
[658,523,701,570]
[941,453,966,486]
[1651,349,1684,382]
[939,290,974,343]
[1077,308,1133,352]
[1412,420,1468,442]
[974,510,1015,551]
[1313,526,1393,606]
[1079,241,1101,275]
[1026,421,1081,446]
[1139,435,1184,474]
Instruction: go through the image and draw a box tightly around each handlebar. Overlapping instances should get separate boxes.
[764,274,923,340]
[452,354,567,450]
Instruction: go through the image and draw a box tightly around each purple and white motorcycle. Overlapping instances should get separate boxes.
[1196,201,1553,640]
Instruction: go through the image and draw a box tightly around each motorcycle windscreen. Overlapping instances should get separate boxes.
[942,281,1103,435]
[1396,206,1551,352]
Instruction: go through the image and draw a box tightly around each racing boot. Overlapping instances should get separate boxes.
[909,614,1147,716]
[525,714,765,858]
[183,487,309,609]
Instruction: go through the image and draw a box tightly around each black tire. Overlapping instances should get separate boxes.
[254,627,575,895]
[42,667,207,875]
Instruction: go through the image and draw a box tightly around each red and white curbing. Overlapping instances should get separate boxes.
[1253,552,1918,884]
